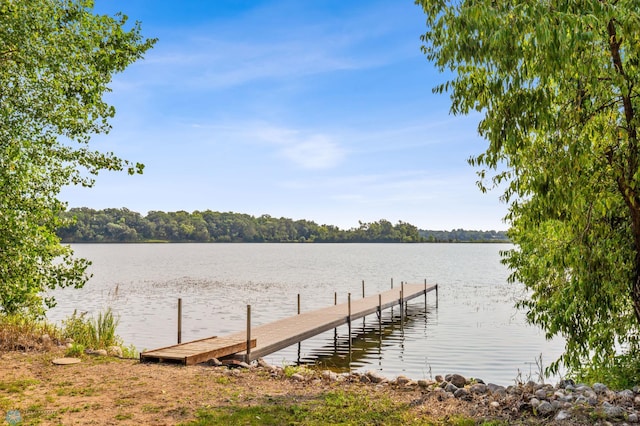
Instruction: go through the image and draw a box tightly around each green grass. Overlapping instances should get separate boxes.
[0,379,39,393]
[181,390,420,426]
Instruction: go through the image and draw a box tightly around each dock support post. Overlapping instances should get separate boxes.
[246,305,252,363]
[424,279,428,311]
[436,283,439,309]
[177,298,182,344]
[391,278,393,289]
[348,293,352,350]
[297,294,301,362]
[362,280,365,298]
[378,294,382,334]
[348,292,352,371]
[400,282,404,324]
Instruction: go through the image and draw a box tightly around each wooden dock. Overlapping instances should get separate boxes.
[141,282,437,365]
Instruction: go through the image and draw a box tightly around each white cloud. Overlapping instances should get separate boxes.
[279,135,345,170]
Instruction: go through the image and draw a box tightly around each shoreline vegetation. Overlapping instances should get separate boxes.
[57,208,509,244]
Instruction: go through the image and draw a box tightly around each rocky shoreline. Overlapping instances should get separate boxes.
[226,358,639,425]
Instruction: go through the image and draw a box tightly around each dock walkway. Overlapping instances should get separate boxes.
[141,282,437,365]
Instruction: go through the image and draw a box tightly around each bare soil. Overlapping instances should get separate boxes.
[0,349,592,425]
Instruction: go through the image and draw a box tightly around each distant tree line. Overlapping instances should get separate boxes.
[56,208,426,243]
[419,229,509,243]
[56,208,508,243]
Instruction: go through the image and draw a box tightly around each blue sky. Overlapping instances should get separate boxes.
[61,0,508,231]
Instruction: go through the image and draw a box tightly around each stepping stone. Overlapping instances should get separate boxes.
[52,357,81,365]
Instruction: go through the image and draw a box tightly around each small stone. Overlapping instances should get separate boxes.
[417,379,432,388]
[574,395,588,405]
[360,375,371,383]
[291,373,305,382]
[396,376,411,386]
[257,358,273,369]
[435,375,444,383]
[593,382,609,394]
[448,374,467,388]
[618,389,635,401]
[454,388,471,401]
[445,382,459,393]
[487,383,506,394]
[603,405,626,420]
[107,346,123,357]
[536,401,555,415]
[633,385,640,394]
[206,358,222,367]
[555,410,571,421]
[469,383,488,395]
[559,379,575,389]
[322,370,339,381]
[635,395,640,405]
[489,401,500,409]
[64,337,74,344]
[40,334,52,345]
[530,397,541,408]
[366,370,387,384]
[535,389,548,399]
[93,349,108,356]
[628,413,638,423]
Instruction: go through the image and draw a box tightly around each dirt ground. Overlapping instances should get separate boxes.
[0,349,505,425]
[2,349,601,425]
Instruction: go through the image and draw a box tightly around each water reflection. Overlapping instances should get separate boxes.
[282,304,433,374]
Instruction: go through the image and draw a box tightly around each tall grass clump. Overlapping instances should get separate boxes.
[0,314,62,351]
[61,308,122,349]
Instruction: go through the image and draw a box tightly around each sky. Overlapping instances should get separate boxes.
[60,0,508,231]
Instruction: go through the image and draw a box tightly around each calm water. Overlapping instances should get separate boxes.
[47,243,565,385]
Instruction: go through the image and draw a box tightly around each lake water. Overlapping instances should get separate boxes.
[47,243,565,385]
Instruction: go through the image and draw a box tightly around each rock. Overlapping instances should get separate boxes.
[417,379,432,388]
[448,374,467,388]
[454,388,471,401]
[469,383,488,395]
[395,376,411,386]
[291,373,305,382]
[434,375,444,383]
[536,401,555,416]
[635,396,640,405]
[618,389,635,401]
[593,382,609,394]
[489,401,500,409]
[444,382,459,393]
[107,346,123,357]
[321,370,339,381]
[52,357,81,365]
[555,410,571,421]
[559,379,575,389]
[487,383,506,394]
[64,337,74,345]
[629,413,639,423]
[40,334,52,346]
[257,358,274,370]
[360,375,371,383]
[534,388,548,399]
[206,358,222,367]
[93,349,108,356]
[530,398,541,409]
[365,370,387,384]
[603,405,626,420]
